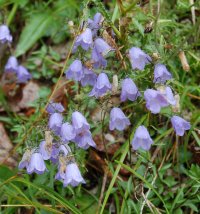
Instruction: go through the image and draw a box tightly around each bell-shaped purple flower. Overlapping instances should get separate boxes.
[88,13,103,36]
[73,130,96,149]
[129,47,151,70]
[158,86,176,106]
[18,149,33,170]
[48,113,63,134]
[73,28,93,52]
[27,152,47,174]
[16,65,32,83]
[171,116,191,136]
[63,163,85,187]
[144,89,168,114]
[39,140,52,160]
[120,78,141,102]
[154,64,172,83]
[46,102,65,114]
[89,72,112,98]
[55,146,72,180]
[60,122,76,143]
[4,56,18,73]
[72,111,90,134]
[109,107,130,131]
[0,25,12,43]
[50,144,60,163]
[91,38,112,68]
[131,126,153,150]
[65,59,84,81]
[81,67,97,86]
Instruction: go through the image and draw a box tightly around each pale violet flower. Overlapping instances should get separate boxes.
[46,102,65,114]
[171,116,191,136]
[154,64,172,83]
[48,113,63,134]
[5,56,18,73]
[18,149,33,170]
[27,152,47,174]
[91,38,113,68]
[72,111,90,134]
[16,65,32,83]
[60,122,76,143]
[73,28,93,52]
[144,89,168,114]
[120,78,141,102]
[109,107,130,131]
[81,67,97,86]
[65,60,84,81]
[129,47,151,70]
[89,72,112,98]
[0,25,12,43]
[63,163,85,187]
[88,13,103,36]
[73,130,96,149]
[131,126,153,150]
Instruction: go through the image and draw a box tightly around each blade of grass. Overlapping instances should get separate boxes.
[115,161,169,214]
[99,114,147,214]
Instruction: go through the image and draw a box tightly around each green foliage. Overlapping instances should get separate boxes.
[0,0,200,213]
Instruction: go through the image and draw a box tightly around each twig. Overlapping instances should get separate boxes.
[189,0,196,25]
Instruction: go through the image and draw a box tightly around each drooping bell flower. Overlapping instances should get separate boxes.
[73,130,96,149]
[60,122,76,143]
[154,64,172,83]
[18,148,33,170]
[0,25,12,43]
[91,38,112,68]
[48,113,63,134]
[4,56,18,73]
[120,78,141,102]
[81,67,97,86]
[63,162,85,187]
[128,47,152,70]
[158,86,176,106]
[89,72,112,98]
[39,140,52,160]
[144,89,168,114]
[39,131,54,161]
[109,107,130,131]
[73,28,93,52]
[16,65,32,83]
[171,116,191,136]
[88,13,103,36]
[55,146,72,180]
[27,152,47,174]
[65,59,84,81]
[46,102,65,114]
[72,111,90,134]
[131,126,153,150]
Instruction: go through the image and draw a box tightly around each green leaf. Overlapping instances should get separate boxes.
[133,18,144,37]
[15,13,53,57]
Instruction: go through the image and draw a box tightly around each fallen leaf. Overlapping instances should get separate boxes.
[0,123,17,168]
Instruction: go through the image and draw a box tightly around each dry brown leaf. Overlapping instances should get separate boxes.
[0,123,17,168]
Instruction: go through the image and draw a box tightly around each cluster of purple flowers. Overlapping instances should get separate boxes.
[18,12,191,187]
[0,24,31,83]
[19,101,95,187]
[65,13,191,150]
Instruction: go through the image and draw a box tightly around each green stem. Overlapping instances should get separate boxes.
[99,141,129,214]
[123,0,138,14]
[7,3,18,26]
